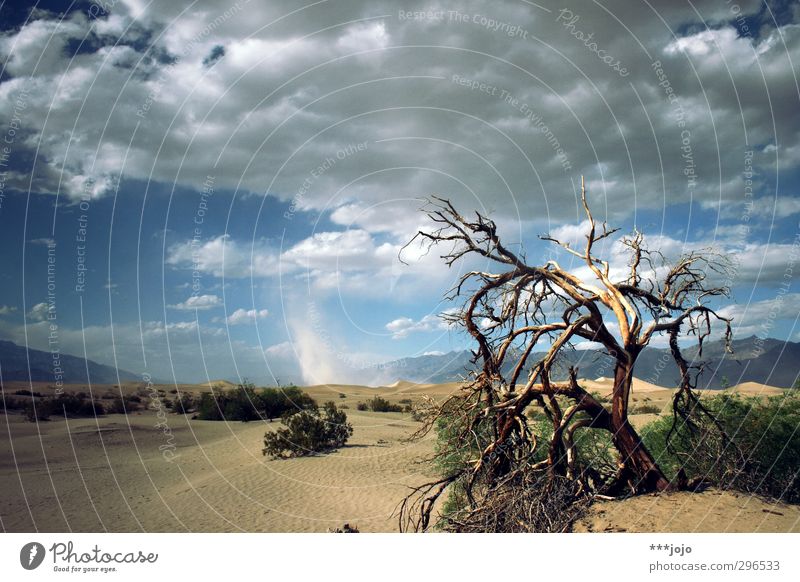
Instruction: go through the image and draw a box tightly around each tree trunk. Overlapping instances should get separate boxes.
[610,358,671,492]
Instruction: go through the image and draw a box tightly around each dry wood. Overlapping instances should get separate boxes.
[399,178,734,531]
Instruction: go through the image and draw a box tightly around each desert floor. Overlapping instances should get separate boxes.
[1,379,798,532]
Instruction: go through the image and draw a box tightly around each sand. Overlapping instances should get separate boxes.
[0,400,436,532]
[573,490,800,532]
[1,380,795,533]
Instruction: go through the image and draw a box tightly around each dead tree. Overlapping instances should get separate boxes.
[399,177,734,531]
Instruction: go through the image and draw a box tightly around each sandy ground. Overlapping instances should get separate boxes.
[573,490,800,532]
[1,380,795,533]
[0,402,437,532]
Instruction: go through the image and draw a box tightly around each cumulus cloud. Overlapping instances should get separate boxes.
[169,294,222,310]
[166,235,281,278]
[718,294,800,337]
[167,227,457,297]
[2,0,796,230]
[224,308,269,325]
[385,311,454,339]
[26,302,50,322]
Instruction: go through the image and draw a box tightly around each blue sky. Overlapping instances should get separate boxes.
[0,0,799,385]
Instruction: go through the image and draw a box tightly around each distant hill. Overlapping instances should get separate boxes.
[0,340,140,385]
[379,336,800,389]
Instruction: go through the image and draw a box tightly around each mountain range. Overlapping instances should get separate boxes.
[1,335,797,389]
[380,336,800,389]
[0,340,140,385]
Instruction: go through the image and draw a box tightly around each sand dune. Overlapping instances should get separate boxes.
[715,382,785,397]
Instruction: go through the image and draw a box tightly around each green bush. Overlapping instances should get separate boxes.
[367,396,402,412]
[262,402,353,458]
[172,392,195,414]
[631,403,662,415]
[641,392,800,502]
[260,385,316,420]
[25,400,51,421]
[54,394,105,416]
[435,398,615,522]
[106,395,142,414]
[23,394,106,420]
[196,386,258,421]
[356,402,368,411]
[14,389,44,397]
[2,396,25,411]
[196,384,317,422]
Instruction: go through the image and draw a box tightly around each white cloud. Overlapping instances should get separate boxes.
[265,341,295,358]
[385,312,452,339]
[3,0,797,231]
[718,294,800,337]
[167,226,456,298]
[169,294,222,310]
[166,235,281,278]
[282,229,391,271]
[27,302,50,322]
[335,21,389,53]
[225,308,269,325]
[545,219,592,249]
[0,305,17,315]
[753,196,800,219]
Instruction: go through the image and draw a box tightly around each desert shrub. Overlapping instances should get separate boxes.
[197,384,316,421]
[367,396,402,412]
[402,404,413,413]
[631,403,662,415]
[339,404,349,409]
[197,384,263,421]
[262,402,353,458]
[24,394,106,419]
[50,394,105,416]
[356,402,368,411]
[106,397,127,414]
[399,398,412,405]
[260,385,316,420]
[127,394,142,403]
[641,392,800,503]
[328,523,360,533]
[441,471,587,532]
[14,389,44,397]
[25,400,51,421]
[339,393,347,399]
[526,407,546,421]
[108,395,144,414]
[172,392,195,414]
[2,396,25,411]
[434,397,613,528]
